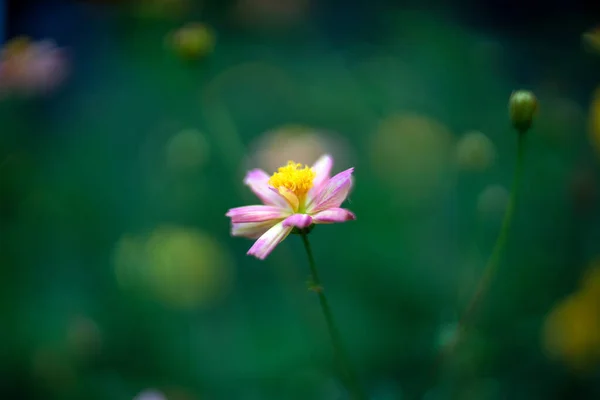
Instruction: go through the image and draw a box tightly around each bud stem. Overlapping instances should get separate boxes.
[300,232,368,400]
[448,128,528,353]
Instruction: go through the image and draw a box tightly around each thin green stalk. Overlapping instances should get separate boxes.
[449,131,528,352]
[300,232,368,400]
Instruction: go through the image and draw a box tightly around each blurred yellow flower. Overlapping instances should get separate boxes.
[113,227,235,309]
[542,292,600,372]
[543,259,600,372]
[145,226,234,308]
[2,36,30,55]
[167,23,215,60]
[582,26,600,55]
[580,261,600,300]
[589,87,600,155]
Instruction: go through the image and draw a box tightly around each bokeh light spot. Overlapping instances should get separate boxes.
[113,226,235,310]
[582,26,600,55]
[133,389,167,400]
[113,234,149,291]
[66,315,102,362]
[165,129,210,173]
[248,124,352,173]
[167,23,215,61]
[455,130,496,172]
[369,113,454,207]
[476,184,509,223]
[542,293,600,372]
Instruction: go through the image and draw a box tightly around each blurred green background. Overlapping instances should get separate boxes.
[2,0,600,399]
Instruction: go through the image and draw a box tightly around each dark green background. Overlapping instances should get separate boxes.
[2,2,600,399]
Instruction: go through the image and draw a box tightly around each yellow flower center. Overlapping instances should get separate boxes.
[2,36,31,59]
[268,161,315,200]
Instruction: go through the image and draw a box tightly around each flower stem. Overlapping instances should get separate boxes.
[300,232,368,400]
[449,130,528,352]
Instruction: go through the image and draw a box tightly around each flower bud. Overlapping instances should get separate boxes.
[508,90,538,133]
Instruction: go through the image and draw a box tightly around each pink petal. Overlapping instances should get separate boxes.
[312,208,356,224]
[247,222,293,260]
[231,220,278,239]
[307,154,334,203]
[272,186,299,211]
[311,154,333,188]
[307,168,354,213]
[282,214,313,228]
[226,205,287,223]
[243,169,289,208]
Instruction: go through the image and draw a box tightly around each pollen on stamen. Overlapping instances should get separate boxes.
[268,160,316,198]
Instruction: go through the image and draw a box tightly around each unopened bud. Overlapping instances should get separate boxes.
[509,90,538,133]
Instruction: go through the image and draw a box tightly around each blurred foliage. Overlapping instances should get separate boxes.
[2,1,600,399]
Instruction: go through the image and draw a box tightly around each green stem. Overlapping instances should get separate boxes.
[451,131,527,349]
[300,232,368,400]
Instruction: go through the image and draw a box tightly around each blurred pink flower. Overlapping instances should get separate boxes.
[133,389,166,400]
[226,154,355,260]
[0,37,68,98]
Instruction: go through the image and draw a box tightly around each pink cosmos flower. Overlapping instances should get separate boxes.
[226,154,355,260]
[0,37,68,98]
